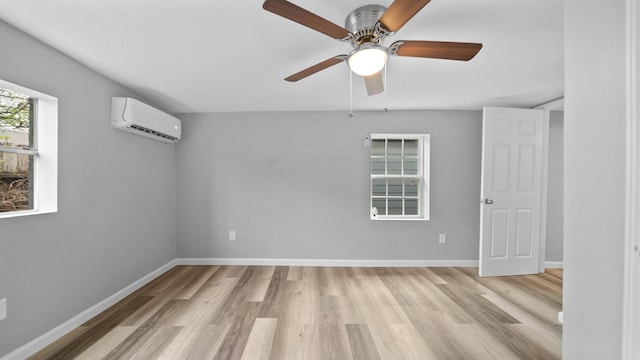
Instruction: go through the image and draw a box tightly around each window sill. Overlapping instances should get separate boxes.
[0,208,57,220]
[371,216,429,221]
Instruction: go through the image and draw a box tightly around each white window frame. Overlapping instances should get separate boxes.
[370,133,430,221]
[0,79,58,219]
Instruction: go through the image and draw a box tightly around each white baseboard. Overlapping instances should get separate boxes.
[544,261,564,269]
[1,259,177,360]
[176,257,480,268]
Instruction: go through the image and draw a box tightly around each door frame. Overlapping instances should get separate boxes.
[534,100,563,272]
[538,109,551,273]
[623,0,640,357]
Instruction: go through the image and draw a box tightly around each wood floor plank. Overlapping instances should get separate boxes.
[140,266,200,297]
[318,296,352,360]
[402,308,480,359]
[30,266,562,360]
[389,323,438,360]
[28,295,153,360]
[268,279,320,359]
[244,266,276,302]
[172,277,240,327]
[483,293,562,356]
[545,268,563,280]
[356,270,423,359]
[158,323,230,360]
[27,327,90,360]
[462,271,561,327]
[259,266,289,318]
[120,267,217,328]
[240,318,278,360]
[346,323,382,360]
[451,323,522,360]
[173,265,220,300]
[225,265,248,278]
[128,326,182,360]
[385,268,475,324]
[74,326,137,360]
[213,301,264,360]
[286,266,303,281]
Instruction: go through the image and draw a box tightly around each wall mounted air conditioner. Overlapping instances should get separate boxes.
[111,97,181,143]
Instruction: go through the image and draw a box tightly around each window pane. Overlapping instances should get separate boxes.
[404,156,418,175]
[387,139,402,155]
[388,178,403,196]
[387,156,402,175]
[0,151,34,212]
[371,157,385,175]
[0,88,33,149]
[405,199,418,215]
[372,199,386,215]
[404,139,418,155]
[371,139,385,155]
[388,199,403,215]
[405,178,419,197]
[372,178,386,196]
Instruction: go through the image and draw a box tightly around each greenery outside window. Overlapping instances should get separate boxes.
[0,88,35,212]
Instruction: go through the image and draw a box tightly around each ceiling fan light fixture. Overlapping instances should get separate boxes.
[348,44,388,76]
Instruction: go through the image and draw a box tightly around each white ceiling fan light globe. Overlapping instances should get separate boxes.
[348,46,388,76]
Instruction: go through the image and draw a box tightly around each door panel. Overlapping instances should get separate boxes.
[479,107,546,276]
[492,144,510,191]
[490,209,509,258]
[515,209,533,257]
[518,145,536,191]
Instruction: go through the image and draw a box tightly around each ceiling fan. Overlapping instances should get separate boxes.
[263,0,483,96]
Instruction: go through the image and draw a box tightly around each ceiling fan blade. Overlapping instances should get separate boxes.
[378,0,431,33]
[364,71,384,96]
[284,56,346,82]
[263,0,351,40]
[390,40,482,61]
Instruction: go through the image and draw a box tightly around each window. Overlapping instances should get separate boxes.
[370,134,430,220]
[0,88,34,212]
[0,80,57,218]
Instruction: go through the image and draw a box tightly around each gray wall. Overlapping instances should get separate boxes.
[564,0,626,358]
[0,20,177,357]
[176,111,483,260]
[176,110,563,262]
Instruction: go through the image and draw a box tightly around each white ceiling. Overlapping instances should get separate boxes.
[0,0,563,114]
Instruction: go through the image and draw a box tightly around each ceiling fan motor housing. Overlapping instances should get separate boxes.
[345,4,388,47]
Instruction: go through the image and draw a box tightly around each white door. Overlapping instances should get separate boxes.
[479,106,547,276]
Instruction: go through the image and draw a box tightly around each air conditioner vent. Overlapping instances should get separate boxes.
[129,124,179,141]
[110,97,181,143]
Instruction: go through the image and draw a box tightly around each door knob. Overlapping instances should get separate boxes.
[480,198,494,205]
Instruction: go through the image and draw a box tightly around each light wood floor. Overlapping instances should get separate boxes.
[30,266,562,360]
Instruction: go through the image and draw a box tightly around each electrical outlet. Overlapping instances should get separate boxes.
[0,298,7,321]
[438,233,447,244]
[229,231,236,241]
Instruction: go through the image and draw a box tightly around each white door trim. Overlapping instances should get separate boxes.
[539,110,550,272]
[623,0,639,358]
[534,99,561,272]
